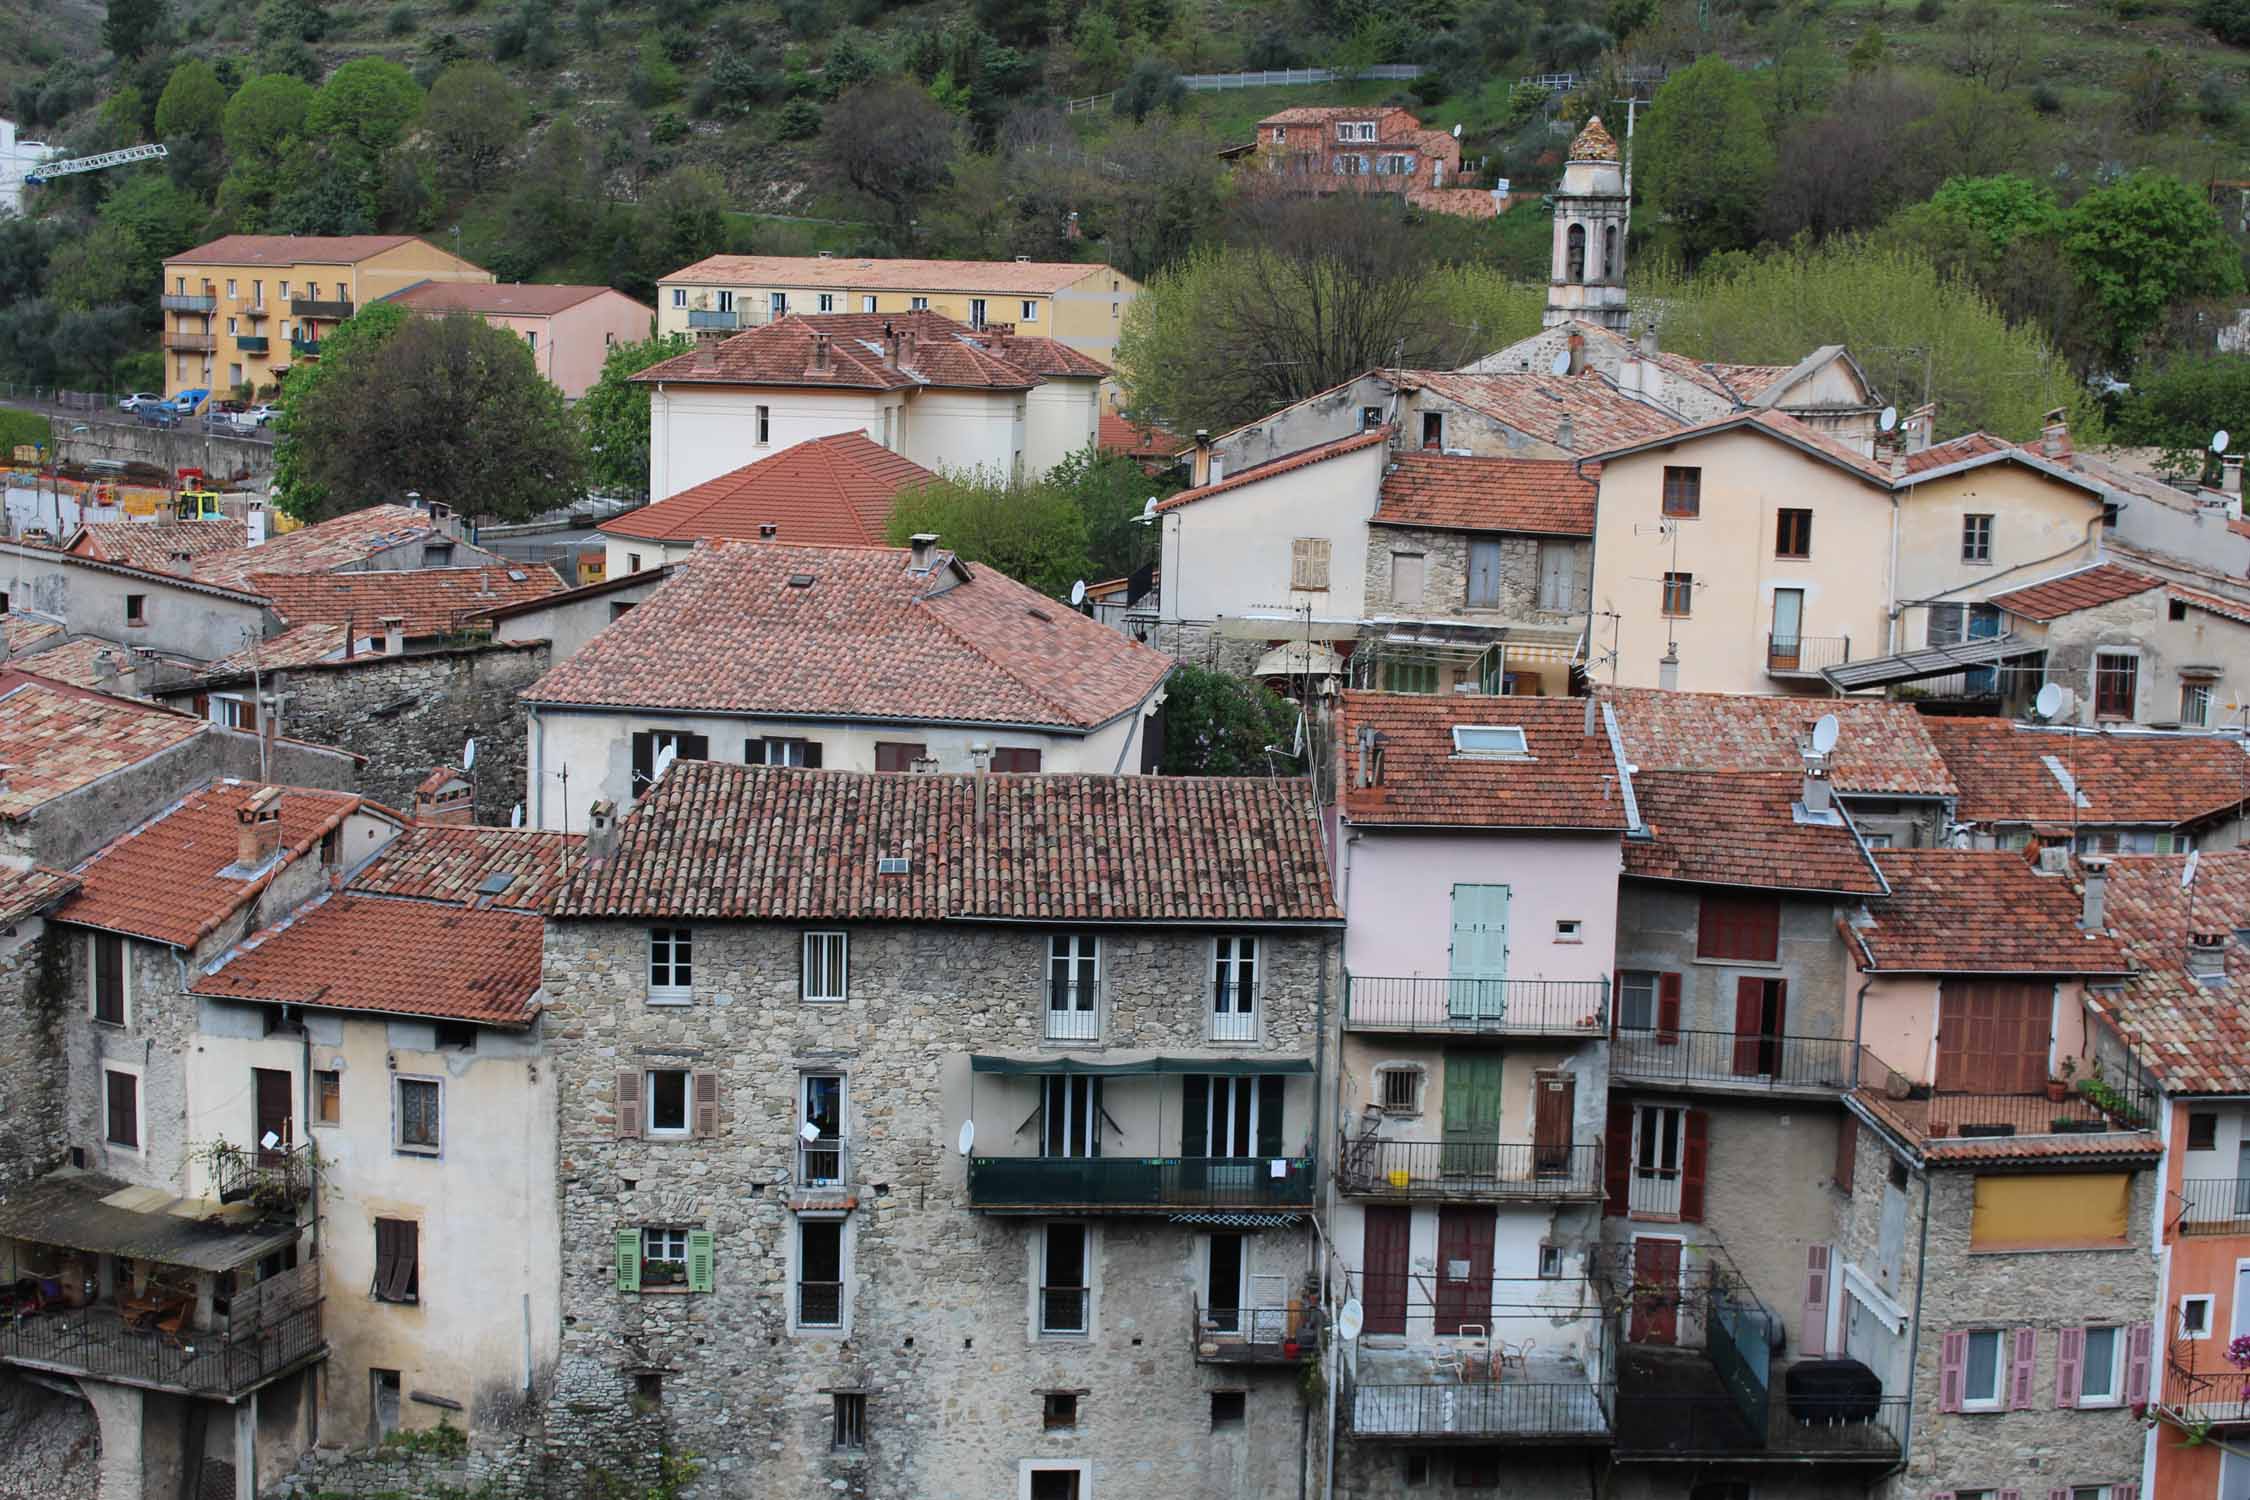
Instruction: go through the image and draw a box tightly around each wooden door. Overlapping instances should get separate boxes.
[1362,1206,1412,1337]
[1434,1206,1496,1335]
[254,1068,294,1164]
[1442,1052,1503,1179]
[1448,884,1509,1018]
[1628,1236,1682,1345]
[1935,981,2048,1093]
[1532,1070,1575,1176]
[1731,978,1787,1076]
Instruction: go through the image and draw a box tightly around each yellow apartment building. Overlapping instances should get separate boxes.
[654,255,1139,360]
[160,235,494,398]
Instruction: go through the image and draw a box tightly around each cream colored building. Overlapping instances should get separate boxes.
[162,235,494,398]
[654,254,1138,360]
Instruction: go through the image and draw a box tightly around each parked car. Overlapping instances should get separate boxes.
[241,404,280,427]
[118,392,163,411]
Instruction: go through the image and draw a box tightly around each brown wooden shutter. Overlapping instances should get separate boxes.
[616,1069,642,1139]
[383,1220,419,1302]
[1602,1099,1631,1217]
[1833,1116,1857,1189]
[1679,1110,1710,1223]
[692,1071,719,1138]
[1731,977,1765,1075]
[1656,973,1682,1045]
[374,1218,398,1296]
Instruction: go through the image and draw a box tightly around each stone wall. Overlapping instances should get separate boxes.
[59,931,199,1195]
[0,1373,99,1500]
[0,919,69,1190]
[1361,524,1589,627]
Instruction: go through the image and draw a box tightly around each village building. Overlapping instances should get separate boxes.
[1923,716,2249,852]
[382,280,653,400]
[1232,105,1505,221]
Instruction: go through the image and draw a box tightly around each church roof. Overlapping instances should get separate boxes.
[1568,117,1620,162]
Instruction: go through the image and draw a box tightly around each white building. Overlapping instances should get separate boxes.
[0,117,54,217]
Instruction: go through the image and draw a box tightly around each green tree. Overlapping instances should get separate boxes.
[1044,446,1169,580]
[154,57,228,142]
[45,223,150,310]
[222,72,314,168]
[99,172,209,267]
[421,61,524,189]
[276,311,586,523]
[307,58,424,155]
[1159,664,1300,777]
[885,471,1092,598]
[1905,174,2066,253]
[2113,356,2250,475]
[103,0,169,60]
[1636,57,1776,262]
[272,301,410,517]
[578,333,690,498]
[826,78,957,246]
[2064,173,2243,367]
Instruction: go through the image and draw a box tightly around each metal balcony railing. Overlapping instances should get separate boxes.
[161,293,217,313]
[163,331,217,352]
[237,300,269,318]
[1192,1298,1311,1362]
[1766,635,1850,675]
[1044,984,1099,1040]
[235,336,269,355]
[2166,1346,2250,1426]
[1852,1046,2158,1145]
[687,309,740,329]
[1346,1379,1612,1442]
[798,1280,842,1328]
[1345,975,1607,1036]
[1610,1028,1853,1091]
[2177,1178,2250,1234]
[798,1138,849,1190]
[0,1278,321,1397]
[1040,1284,1088,1334]
[289,298,354,320]
[966,1156,1316,1210]
[1613,1391,1908,1458]
[212,1141,315,1211]
[290,337,321,358]
[1337,1136,1604,1200]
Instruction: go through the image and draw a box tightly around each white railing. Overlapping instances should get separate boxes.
[1212,1008,1257,1042]
[1063,63,1425,112]
[1046,993,1100,1040]
[1628,1170,1682,1218]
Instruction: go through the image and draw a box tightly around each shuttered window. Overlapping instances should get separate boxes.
[1290,538,1331,591]
[373,1218,419,1303]
[874,741,928,773]
[630,730,708,795]
[1697,893,1781,963]
[1466,539,1502,609]
[104,1070,138,1148]
[91,933,126,1024]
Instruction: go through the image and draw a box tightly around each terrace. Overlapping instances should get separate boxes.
[1346,1345,1611,1443]
[1610,1026,1854,1096]
[1336,1136,1605,1201]
[1850,1046,2159,1155]
[1344,975,1608,1038]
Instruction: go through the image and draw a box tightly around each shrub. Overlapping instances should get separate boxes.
[777,97,823,137]
[385,2,416,33]
[1912,0,1943,20]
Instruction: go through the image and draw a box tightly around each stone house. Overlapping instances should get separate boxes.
[1973,561,2250,728]
[1923,716,2249,853]
[1236,105,1503,221]
[538,760,1341,1499]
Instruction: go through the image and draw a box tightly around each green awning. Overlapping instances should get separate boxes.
[971,1055,1315,1077]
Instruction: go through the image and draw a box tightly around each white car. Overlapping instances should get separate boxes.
[242,404,280,426]
[118,392,163,411]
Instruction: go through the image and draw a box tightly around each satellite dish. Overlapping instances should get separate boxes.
[2184,848,2202,888]
[1142,496,1158,519]
[652,741,679,782]
[1810,712,1840,756]
[1337,1298,1365,1341]
[956,1120,975,1156]
[798,1121,822,1143]
[1878,406,1898,433]
[2035,682,2067,720]
[1452,123,1463,138]
[510,803,524,828]
[1549,348,1573,377]
[2216,430,2232,455]
[1070,579,1087,607]
[462,737,476,770]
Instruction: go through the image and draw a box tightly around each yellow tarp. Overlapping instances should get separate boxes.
[1970,1172,2130,1250]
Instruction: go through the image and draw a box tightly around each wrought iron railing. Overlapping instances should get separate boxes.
[1766,634,1850,674]
[1040,1284,1087,1334]
[1192,1298,1310,1361]
[2177,1178,2250,1234]
[1610,1028,1853,1090]
[0,1298,322,1396]
[1346,1379,1612,1441]
[1044,985,1099,1040]
[798,1281,842,1328]
[1613,1391,1907,1457]
[1345,975,1607,1036]
[2166,1344,2250,1425]
[1853,1046,2158,1142]
[966,1156,1315,1210]
[798,1139,849,1190]
[1337,1136,1603,1199]
[161,293,217,313]
[212,1141,315,1213]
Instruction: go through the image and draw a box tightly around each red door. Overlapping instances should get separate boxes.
[1434,1206,1496,1335]
[1731,978,1787,1076]
[1362,1206,1412,1337]
[1628,1236,1682,1345]
[1935,981,2047,1093]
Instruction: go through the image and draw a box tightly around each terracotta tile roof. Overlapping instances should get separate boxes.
[977,332,1110,379]
[1623,769,1885,894]
[386,281,642,317]
[69,520,247,574]
[1372,453,1595,536]
[555,762,1341,923]
[1848,850,2130,973]
[1852,1087,2162,1163]
[1701,361,1796,403]
[1156,428,1390,514]
[1258,105,1411,126]
[202,623,350,675]
[1923,718,2248,827]
[1586,407,1892,484]
[191,894,545,1025]
[0,865,79,925]
[2,614,64,656]
[57,782,370,948]
[6,637,143,690]
[2171,581,2250,627]
[526,540,1172,729]
[2096,851,2250,1093]
[192,506,450,589]
[1098,411,1189,460]
[600,432,935,547]
[1568,117,1621,162]
[1406,187,1505,219]
[663,255,1114,295]
[1899,431,2013,476]
[1600,687,1957,798]
[1989,564,2163,621]
[632,311,1042,392]
[0,674,207,823]
[166,234,428,267]
[1335,692,1629,830]
[1403,370,1684,452]
[464,565,679,625]
[247,566,560,636]
[347,824,584,911]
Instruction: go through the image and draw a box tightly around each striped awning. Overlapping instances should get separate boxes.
[971,1055,1316,1077]
[1167,1212,1305,1228]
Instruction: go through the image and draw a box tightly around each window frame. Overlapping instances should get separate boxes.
[315,1069,341,1126]
[1039,1220,1091,1336]
[641,1226,691,1280]
[1465,537,1503,609]
[2183,679,2215,727]
[89,930,128,1025]
[1617,971,1658,1031]
[2077,1323,2124,1405]
[756,404,771,445]
[1697,892,1781,963]
[1962,512,1994,564]
[1661,466,1702,519]
[1960,1327,2005,1410]
[2094,651,2139,720]
[103,1065,141,1152]
[1211,935,1258,1042]
[2181,1294,2215,1339]
[1391,550,1427,610]
[393,1075,442,1156]
[647,925,694,1002]
[802,930,849,1003]
[644,1068,692,1139]
[372,1216,420,1303]
[124,593,147,627]
[1775,507,1813,559]
[1375,1065,1422,1115]
[1661,571,1694,618]
[831,1391,867,1451]
[1047,932,1102,1041]
[1021,300,1038,322]
[795,1214,847,1331]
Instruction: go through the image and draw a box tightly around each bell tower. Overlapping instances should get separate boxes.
[1543,117,1631,332]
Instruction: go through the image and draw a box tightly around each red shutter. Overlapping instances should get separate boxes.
[1732,977,1765,1074]
[2113,1486,2138,1500]
[1679,1110,1710,1223]
[1602,1099,1632,1218]
[693,1071,720,1138]
[1656,973,1682,1045]
[1802,1244,1830,1357]
[2125,1321,2153,1404]
[1938,1330,1967,1412]
[1749,898,1779,961]
[2054,1326,2083,1408]
[2009,1326,2038,1409]
[1995,1491,2022,1500]
[616,1069,642,1139]
[1833,1117,1857,1190]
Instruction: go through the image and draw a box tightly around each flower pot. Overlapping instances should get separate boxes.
[1387,1168,1411,1190]
[1283,1340,1302,1359]
[2045,1080,2067,1102]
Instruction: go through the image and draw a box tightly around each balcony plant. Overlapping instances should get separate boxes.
[2046,1057,2077,1102]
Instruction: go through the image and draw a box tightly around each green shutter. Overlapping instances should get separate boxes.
[686,1229,715,1293]
[1182,1075,1209,1157]
[615,1229,641,1292]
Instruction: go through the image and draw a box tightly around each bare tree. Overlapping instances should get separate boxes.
[825,79,958,247]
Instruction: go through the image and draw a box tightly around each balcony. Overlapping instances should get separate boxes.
[290,336,321,358]
[1610,1028,1853,1095]
[1346,1347,1611,1444]
[289,297,354,320]
[1337,1137,1604,1201]
[236,336,269,355]
[1193,1298,1314,1365]
[161,293,217,313]
[965,1155,1315,1212]
[798,1138,849,1191]
[1851,1048,2160,1156]
[1614,1348,1906,1462]
[1766,634,1850,677]
[163,331,217,352]
[1345,975,1608,1038]
[2164,1342,2250,1427]
[687,308,741,329]
[237,300,269,320]
[2177,1178,2250,1235]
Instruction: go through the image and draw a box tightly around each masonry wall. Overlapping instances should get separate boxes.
[1360,524,1589,628]
[0,917,67,1190]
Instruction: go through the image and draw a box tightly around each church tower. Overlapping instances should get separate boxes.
[1542,117,1631,332]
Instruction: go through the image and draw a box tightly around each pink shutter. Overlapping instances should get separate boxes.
[2009,1326,2038,1409]
[2054,1326,2083,1409]
[1995,1491,2022,1500]
[1929,1493,1956,1500]
[1802,1244,1830,1358]
[616,1069,642,1139]
[1938,1331,1967,1412]
[2113,1485,2138,1500]
[2125,1321,2153,1405]
[2046,1491,2069,1500]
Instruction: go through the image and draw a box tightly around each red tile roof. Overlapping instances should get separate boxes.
[600,432,936,547]
[1406,370,1683,452]
[1852,1086,2162,1163]
[1156,429,1389,514]
[1586,407,1894,484]
[2169,581,2250,628]
[1923,718,2248,827]
[57,782,371,948]
[347,824,583,911]
[0,865,79,925]
[192,506,453,590]
[191,895,546,1025]
[2,614,63,656]
[664,255,1113,295]
[0,674,207,823]
[1701,361,1796,403]
[1335,692,1629,830]
[386,281,643,317]
[69,520,247,574]
[976,332,1111,379]
[3,637,174,691]
[247,566,561,636]
[632,312,1044,392]
[1568,116,1621,162]
[525,541,1172,729]
[1989,564,2164,621]
[165,234,430,267]
[1601,687,1957,798]
[1848,850,2131,973]
[1372,453,1596,536]
[2097,851,2250,1093]
[202,623,351,675]
[1898,431,2014,476]
[556,762,1341,923]
[1099,411,1190,460]
[1623,769,1886,894]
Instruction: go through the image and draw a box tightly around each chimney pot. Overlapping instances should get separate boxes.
[908,533,939,572]
[1192,430,1215,487]
[586,799,620,861]
[236,786,283,870]
[380,615,405,656]
[759,522,778,539]
[1802,757,1833,816]
[1658,648,1680,692]
[811,332,830,371]
[1555,412,1576,451]
[2080,857,2110,930]
[1566,330,1586,376]
[2189,931,2229,979]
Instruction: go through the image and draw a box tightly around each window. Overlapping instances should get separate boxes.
[802,1074,844,1182]
[1029,1468,1084,1500]
[1210,1391,1246,1429]
[1963,513,1994,563]
[756,404,771,445]
[2183,1294,2214,1338]
[1698,892,1780,963]
[645,1069,691,1137]
[1962,1327,2004,1408]
[1403,1454,1432,1487]
[1662,571,1694,617]
[1662,466,1701,518]
[1361,405,1384,430]
[1290,537,1332,591]
[104,1069,139,1149]
[1536,540,1585,612]
[1555,919,1582,941]
[642,1227,690,1282]
[2184,680,2214,727]
[991,747,1041,772]
[2094,651,2138,719]
[1021,300,1038,322]
[909,296,929,311]
[1466,538,1502,609]
[372,1218,419,1302]
[648,926,693,998]
[1617,971,1657,1030]
[831,1392,866,1450]
[802,932,848,1002]
[1043,1075,1101,1157]
[1048,933,1100,1040]
[1212,936,1257,1041]
[2190,1112,2220,1151]
[1041,1222,1088,1333]
[315,1070,341,1125]
[124,594,146,627]
[1776,507,1813,558]
[1565,223,1586,283]
[1928,601,2002,646]
[395,1077,441,1154]
[799,1218,844,1327]
[862,295,877,313]
[969,298,987,328]
[616,1225,711,1291]
[769,292,788,318]
[817,293,836,312]
[627,552,642,574]
[1631,1104,1685,1215]
[1383,658,1438,694]
[1538,1244,1565,1278]
[1042,1392,1078,1430]
[1452,725,1528,757]
[90,932,125,1024]
[2079,1324,2123,1404]
[1377,1068,1420,1113]
[524,330,538,353]
[1421,411,1444,449]
[630,730,708,795]
[874,741,928,773]
[423,542,454,567]
[751,736,821,767]
[226,279,237,297]
[1391,552,1426,609]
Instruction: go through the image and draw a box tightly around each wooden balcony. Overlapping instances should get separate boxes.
[163,331,217,352]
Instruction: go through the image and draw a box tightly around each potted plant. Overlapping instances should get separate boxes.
[2046,1057,2077,1103]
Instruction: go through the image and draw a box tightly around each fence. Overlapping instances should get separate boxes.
[1063,63,1425,111]
[966,1155,1316,1209]
[0,1287,322,1396]
[1767,634,1852,675]
[1337,1137,1604,1200]
[1609,1028,1853,1091]
[1345,975,1607,1036]
[1347,1379,1611,1440]
[2177,1177,2250,1234]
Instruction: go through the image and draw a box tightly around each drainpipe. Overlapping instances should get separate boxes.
[1572,454,1599,682]
[1897,1165,1935,1480]
[1323,920,1343,1500]
[531,710,545,829]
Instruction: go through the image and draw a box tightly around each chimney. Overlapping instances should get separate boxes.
[260,693,280,757]
[1066,211,1081,241]
[911,754,940,775]
[1638,323,1658,358]
[2079,857,2110,930]
[810,332,830,372]
[758,522,777,539]
[693,340,718,373]
[908,533,938,573]
[247,505,269,546]
[381,615,405,656]
[2040,407,2072,461]
[1583,693,1598,738]
[236,785,283,870]
[2189,930,2230,981]
[1355,727,1387,788]
[1801,753,1833,816]
[92,649,119,694]
[1566,329,1586,376]
[896,330,917,369]
[1903,404,1935,455]
[1658,648,1679,691]
[1192,430,1214,487]
[586,799,620,861]
[1555,413,1575,452]
[414,769,475,827]
[2226,456,2242,497]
